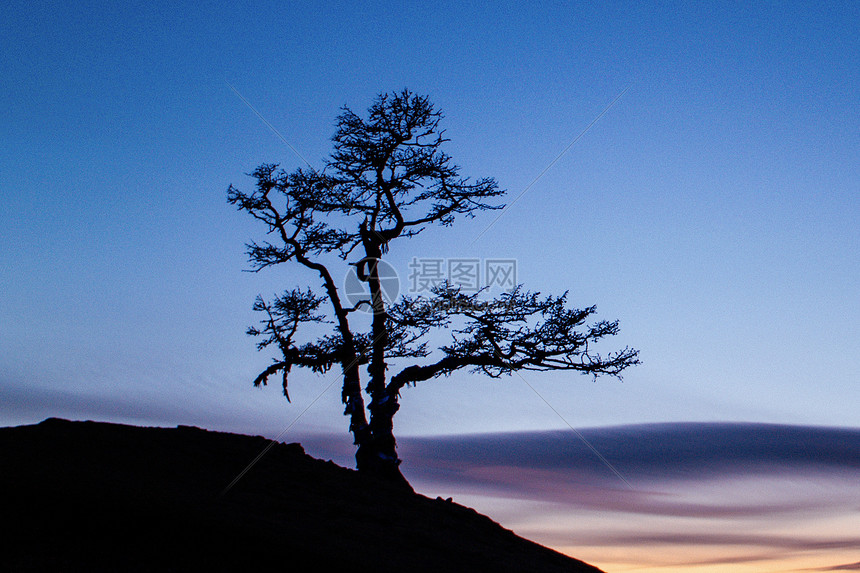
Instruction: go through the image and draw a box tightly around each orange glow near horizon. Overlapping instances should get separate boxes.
[416,472,860,573]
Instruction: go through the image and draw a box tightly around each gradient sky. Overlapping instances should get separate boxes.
[395,424,860,572]
[2,1,858,571]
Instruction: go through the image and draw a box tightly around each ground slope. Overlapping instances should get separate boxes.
[0,418,602,572]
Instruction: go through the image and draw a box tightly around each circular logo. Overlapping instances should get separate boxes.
[344,258,400,312]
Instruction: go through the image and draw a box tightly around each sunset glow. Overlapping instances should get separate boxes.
[401,425,860,572]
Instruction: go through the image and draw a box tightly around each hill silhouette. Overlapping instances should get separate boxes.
[0,418,601,572]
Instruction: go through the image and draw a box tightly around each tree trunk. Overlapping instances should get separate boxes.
[361,249,412,491]
[343,362,373,471]
[365,389,411,490]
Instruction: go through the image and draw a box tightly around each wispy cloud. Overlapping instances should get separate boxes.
[576,532,860,551]
[804,562,860,571]
[401,422,860,486]
[395,423,860,572]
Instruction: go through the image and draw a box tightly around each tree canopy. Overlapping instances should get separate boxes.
[229,89,639,485]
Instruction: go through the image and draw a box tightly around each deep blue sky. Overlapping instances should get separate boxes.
[2,1,858,441]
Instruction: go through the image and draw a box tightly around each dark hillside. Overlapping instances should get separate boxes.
[0,418,601,572]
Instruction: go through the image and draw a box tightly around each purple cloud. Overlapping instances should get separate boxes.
[401,423,860,484]
[811,562,860,571]
[396,423,858,508]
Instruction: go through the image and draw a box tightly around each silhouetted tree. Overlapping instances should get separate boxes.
[228,89,639,486]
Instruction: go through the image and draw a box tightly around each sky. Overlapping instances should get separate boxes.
[398,423,860,572]
[1,1,858,571]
